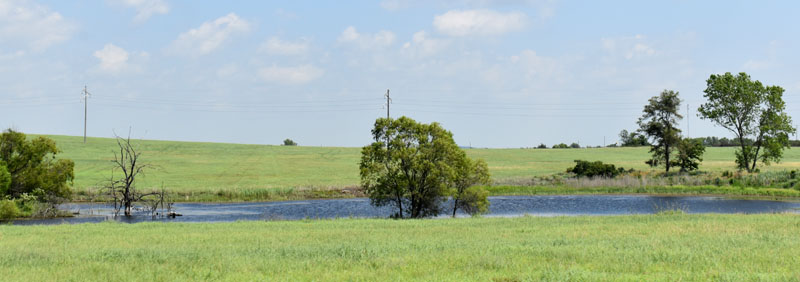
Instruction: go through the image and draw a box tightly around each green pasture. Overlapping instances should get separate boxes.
[2,214,799,281]
[42,135,800,194]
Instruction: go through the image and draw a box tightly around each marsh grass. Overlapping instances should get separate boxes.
[1,214,800,280]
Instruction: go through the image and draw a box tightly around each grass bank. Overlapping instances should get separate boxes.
[2,214,800,280]
[487,185,800,200]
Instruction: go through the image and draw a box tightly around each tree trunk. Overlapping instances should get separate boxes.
[665,142,670,172]
[737,134,751,172]
[452,198,458,218]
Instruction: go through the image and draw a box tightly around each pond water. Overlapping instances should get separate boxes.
[10,195,800,225]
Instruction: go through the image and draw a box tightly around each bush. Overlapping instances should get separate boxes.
[567,160,627,178]
[0,199,20,220]
[552,143,569,149]
[283,139,297,146]
[536,143,547,149]
[570,143,581,149]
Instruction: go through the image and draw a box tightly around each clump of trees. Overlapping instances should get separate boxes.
[283,139,297,146]
[637,90,705,173]
[699,72,795,172]
[360,117,490,218]
[618,129,649,147]
[0,130,74,219]
[567,160,629,178]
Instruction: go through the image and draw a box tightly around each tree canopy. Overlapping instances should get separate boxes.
[360,116,490,218]
[698,72,795,172]
[638,90,683,172]
[0,130,74,201]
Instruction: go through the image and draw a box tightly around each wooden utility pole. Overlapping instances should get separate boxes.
[385,89,391,119]
[81,86,91,144]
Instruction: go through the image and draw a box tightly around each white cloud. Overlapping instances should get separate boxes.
[602,35,657,60]
[115,0,169,22]
[168,13,249,56]
[433,9,526,36]
[402,30,449,57]
[93,43,129,72]
[0,0,76,51]
[258,64,324,84]
[483,49,563,87]
[259,37,309,55]
[337,26,396,49]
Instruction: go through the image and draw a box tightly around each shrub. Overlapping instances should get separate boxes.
[536,143,547,149]
[552,143,569,149]
[0,199,20,220]
[566,160,627,178]
[283,139,297,146]
[570,143,581,148]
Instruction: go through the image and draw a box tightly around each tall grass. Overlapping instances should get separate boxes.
[1,214,799,280]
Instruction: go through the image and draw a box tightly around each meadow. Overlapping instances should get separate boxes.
[40,135,800,201]
[1,214,799,281]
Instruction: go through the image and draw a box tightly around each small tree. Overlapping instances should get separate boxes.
[360,116,489,218]
[638,90,682,172]
[450,156,490,217]
[283,139,297,146]
[536,143,547,149]
[698,72,795,172]
[569,143,581,148]
[674,138,705,172]
[106,134,163,216]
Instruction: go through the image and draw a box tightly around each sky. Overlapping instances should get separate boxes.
[1,0,799,148]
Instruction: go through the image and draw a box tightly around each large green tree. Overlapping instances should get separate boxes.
[0,130,74,201]
[360,116,490,218]
[638,90,683,172]
[698,72,795,172]
[0,161,10,196]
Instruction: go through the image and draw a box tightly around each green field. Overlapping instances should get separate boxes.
[1,214,799,281]
[43,135,800,195]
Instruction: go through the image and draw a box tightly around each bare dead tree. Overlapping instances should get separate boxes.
[106,133,163,216]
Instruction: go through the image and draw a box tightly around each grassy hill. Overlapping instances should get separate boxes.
[38,135,800,200]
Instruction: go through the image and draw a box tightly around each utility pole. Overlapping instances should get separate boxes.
[81,86,91,144]
[686,103,690,138]
[385,89,391,119]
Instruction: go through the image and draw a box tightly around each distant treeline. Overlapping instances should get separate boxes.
[613,135,800,148]
[694,136,800,147]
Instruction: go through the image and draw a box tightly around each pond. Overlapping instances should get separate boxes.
[10,195,800,225]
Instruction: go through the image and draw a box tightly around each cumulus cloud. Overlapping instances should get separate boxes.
[259,37,309,55]
[258,64,324,84]
[337,26,396,49]
[0,0,76,51]
[402,30,449,57]
[168,13,249,56]
[115,0,169,22]
[433,9,526,36]
[94,43,129,72]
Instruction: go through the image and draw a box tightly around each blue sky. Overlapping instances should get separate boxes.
[1,0,799,147]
